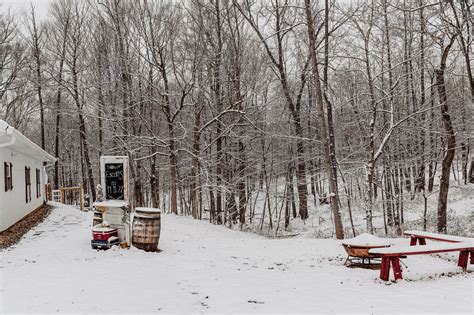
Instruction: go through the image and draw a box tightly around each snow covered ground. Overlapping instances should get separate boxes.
[0,203,473,314]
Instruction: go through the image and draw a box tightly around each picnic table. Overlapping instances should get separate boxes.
[369,230,474,281]
[404,230,471,245]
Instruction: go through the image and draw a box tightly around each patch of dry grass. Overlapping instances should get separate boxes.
[0,205,52,250]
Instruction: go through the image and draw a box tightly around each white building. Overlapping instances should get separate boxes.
[0,120,56,232]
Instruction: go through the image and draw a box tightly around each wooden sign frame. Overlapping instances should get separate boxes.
[100,156,130,202]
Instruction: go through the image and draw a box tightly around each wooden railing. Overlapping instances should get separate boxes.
[59,186,84,211]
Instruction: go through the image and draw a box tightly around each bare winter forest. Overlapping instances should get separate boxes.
[1,0,473,238]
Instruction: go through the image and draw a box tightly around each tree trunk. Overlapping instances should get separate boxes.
[469,161,474,183]
[71,39,96,201]
[150,150,160,208]
[436,36,457,233]
[169,137,178,215]
[305,0,344,239]
[213,0,224,225]
[191,103,202,219]
[29,7,45,150]
[134,161,144,207]
[54,24,68,189]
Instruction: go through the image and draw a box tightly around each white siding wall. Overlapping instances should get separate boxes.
[0,147,46,232]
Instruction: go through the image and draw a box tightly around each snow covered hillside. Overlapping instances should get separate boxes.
[0,203,472,313]
[208,183,474,240]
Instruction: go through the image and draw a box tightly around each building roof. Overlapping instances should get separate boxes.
[0,119,56,164]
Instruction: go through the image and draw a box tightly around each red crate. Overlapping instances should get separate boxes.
[92,227,118,241]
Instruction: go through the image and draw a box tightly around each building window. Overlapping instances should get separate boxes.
[25,167,31,203]
[4,162,13,191]
[36,169,41,198]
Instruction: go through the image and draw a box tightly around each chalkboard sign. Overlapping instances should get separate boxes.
[105,163,124,200]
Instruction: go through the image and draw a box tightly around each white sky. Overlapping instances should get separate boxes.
[1,0,51,20]
[1,0,359,22]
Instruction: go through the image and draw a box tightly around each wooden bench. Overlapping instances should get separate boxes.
[368,230,474,281]
[404,230,470,246]
[370,241,474,281]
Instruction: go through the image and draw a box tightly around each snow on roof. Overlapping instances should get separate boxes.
[342,233,394,247]
[0,119,56,164]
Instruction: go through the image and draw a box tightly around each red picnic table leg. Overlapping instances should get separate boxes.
[380,256,391,281]
[409,236,426,246]
[391,256,403,281]
[457,251,469,270]
[470,251,474,265]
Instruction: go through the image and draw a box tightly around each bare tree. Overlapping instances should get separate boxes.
[305,0,344,239]
[25,4,46,149]
[435,34,457,233]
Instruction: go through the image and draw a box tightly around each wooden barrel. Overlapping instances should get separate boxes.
[132,208,161,252]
